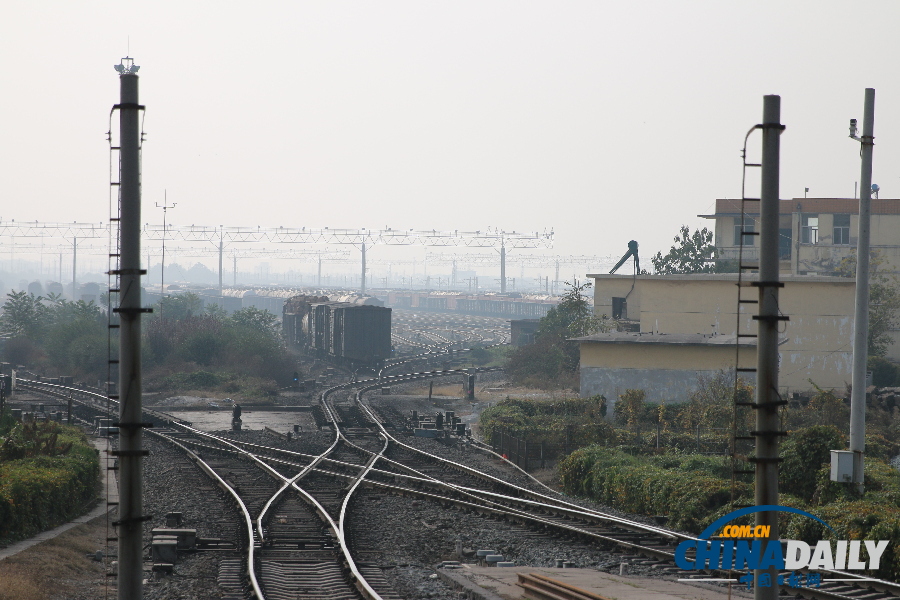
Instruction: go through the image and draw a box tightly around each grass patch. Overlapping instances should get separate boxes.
[0,517,108,600]
[406,384,468,397]
[145,369,282,402]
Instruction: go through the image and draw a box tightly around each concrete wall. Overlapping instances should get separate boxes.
[579,342,757,409]
[581,367,732,411]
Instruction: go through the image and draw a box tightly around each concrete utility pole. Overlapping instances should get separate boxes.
[500,243,506,293]
[155,193,176,317]
[361,242,367,295]
[114,57,146,600]
[218,227,224,294]
[72,236,77,300]
[849,88,875,494]
[755,95,784,600]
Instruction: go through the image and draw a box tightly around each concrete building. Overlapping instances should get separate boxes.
[578,273,858,407]
[700,197,900,276]
[574,331,758,408]
[510,319,540,346]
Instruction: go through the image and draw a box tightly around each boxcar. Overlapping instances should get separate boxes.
[330,304,391,366]
[284,295,391,369]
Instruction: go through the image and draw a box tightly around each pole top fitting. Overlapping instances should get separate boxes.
[114,57,140,75]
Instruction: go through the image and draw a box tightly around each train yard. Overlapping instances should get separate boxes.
[5,310,900,600]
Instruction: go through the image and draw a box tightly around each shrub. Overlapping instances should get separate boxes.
[616,389,646,427]
[869,356,900,387]
[558,446,750,532]
[478,396,611,448]
[0,421,78,461]
[781,498,900,581]
[0,424,99,542]
[780,425,845,502]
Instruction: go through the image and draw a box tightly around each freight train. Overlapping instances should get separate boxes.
[186,287,384,315]
[283,295,392,370]
[385,290,559,318]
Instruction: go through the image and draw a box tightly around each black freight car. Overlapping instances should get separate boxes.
[311,301,342,357]
[283,295,329,349]
[329,304,391,367]
[285,295,391,369]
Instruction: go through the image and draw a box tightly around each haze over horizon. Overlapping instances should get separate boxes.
[2,1,899,279]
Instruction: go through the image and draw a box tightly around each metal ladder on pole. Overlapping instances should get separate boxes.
[103,104,124,579]
[107,107,122,402]
[730,126,763,506]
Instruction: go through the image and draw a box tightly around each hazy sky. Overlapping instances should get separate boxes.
[2,1,899,276]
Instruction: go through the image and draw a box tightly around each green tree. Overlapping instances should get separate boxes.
[204,303,228,319]
[803,382,849,428]
[0,293,109,378]
[229,307,278,335]
[0,291,49,339]
[44,301,106,377]
[779,425,844,502]
[836,250,900,357]
[154,292,203,321]
[680,369,750,430]
[538,279,603,338]
[651,225,734,274]
[177,322,225,365]
[505,280,610,388]
[47,297,103,326]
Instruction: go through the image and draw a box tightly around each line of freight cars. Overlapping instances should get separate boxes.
[283,295,392,370]
[385,290,559,318]
[178,287,383,315]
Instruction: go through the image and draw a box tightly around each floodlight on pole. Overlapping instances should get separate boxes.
[114,57,140,75]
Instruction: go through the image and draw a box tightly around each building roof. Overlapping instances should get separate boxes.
[571,331,759,347]
[586,273,855,285]
[699,197,900,218]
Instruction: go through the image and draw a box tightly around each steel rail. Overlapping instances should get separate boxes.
[294,379,386,599]
[155,419,381,599]
[20,377,900,598]
[336,382,682,540]
[39,366,661,545]
[160,400,381,600]
[147,428,266,599]
[156,431,691,549]
[16,377,358,600]
[351,379,900,598]
[163,428,680,563]
[353,377,683,540]
[153,426,900,600]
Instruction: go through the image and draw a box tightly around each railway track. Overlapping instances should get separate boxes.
[15,374,900,600]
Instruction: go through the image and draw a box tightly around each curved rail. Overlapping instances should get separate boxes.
[18,375,900,599]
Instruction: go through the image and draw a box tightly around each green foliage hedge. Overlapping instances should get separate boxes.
[779,425,845,502]
[558,446,749,532]
[559,442,900,580]
[781,497,900,581]
[479,396,613,448]
[0,423,99,543]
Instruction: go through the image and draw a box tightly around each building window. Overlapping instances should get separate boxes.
[801,215,819,244]
[779,228,792,259]
[833,214,850,245]
[733,217,755,246]
[612,297,627,320]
